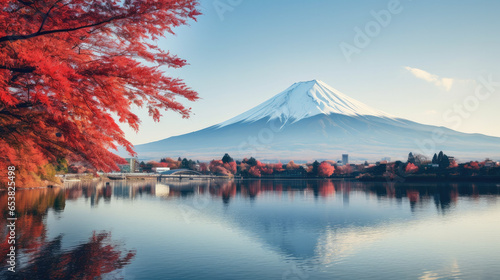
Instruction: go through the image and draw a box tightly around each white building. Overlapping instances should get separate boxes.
[153,167,171,173]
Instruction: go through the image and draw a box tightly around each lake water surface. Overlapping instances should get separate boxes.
[1,179,499,279]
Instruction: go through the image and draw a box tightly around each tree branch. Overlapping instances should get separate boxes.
[37,0,62,33]
[16,0,34,6]
[0,65,36,73]
[0,16,120,43]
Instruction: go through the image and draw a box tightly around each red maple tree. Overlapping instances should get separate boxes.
[318,161,335,177]
[0,0,200,187]
[405,162,419,173]
[209,160,237,176]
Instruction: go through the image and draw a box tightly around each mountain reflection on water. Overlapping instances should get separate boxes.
[1,179,499,280]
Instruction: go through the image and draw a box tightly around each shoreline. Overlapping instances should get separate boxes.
[3,175,500,190]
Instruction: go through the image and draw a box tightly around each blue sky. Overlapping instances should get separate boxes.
[122,0,500,145]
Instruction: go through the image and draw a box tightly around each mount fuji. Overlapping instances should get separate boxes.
[131,80,500,162]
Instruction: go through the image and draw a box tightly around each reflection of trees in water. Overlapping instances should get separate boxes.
[17,179,498,214]
[2,232,135,280]
[62,180,500,205]
[0,189,135,279]
[406,190,420,212]
[318,180,335,198]
[221,182,237,205]
[433,185,459,214]
[247,180,261,200]
[64,180,156,205]
[1,189,63,263]
[357,182,499,214]
[172,180,499,212]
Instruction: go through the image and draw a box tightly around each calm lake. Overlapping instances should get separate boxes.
[1,179,499,279]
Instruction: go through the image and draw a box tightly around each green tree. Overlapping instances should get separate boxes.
[246,157,257,166]
[188,159,196,170]
[440,154,450,168]
[181,158,189,169]
[438,151,444,163]
[222,153,234,163]
[311,160,320,177]
[432,153,438,164]
[408,152,415,164]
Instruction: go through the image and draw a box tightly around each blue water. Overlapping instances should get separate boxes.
[1,180,499,279]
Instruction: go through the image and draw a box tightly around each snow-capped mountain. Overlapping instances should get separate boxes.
[131,80,500,162]
[218,79,395,128]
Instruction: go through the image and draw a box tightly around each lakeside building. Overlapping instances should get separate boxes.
[153,167,171,173]
[118,158,140,173]
[342,154,349,165]
[484,159,496,168]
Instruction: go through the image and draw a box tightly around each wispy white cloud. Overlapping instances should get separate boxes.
[404,66,459,91]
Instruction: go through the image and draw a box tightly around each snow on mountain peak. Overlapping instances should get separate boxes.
[217,79,395,128]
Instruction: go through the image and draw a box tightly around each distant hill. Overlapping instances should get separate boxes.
[128,80,500,162]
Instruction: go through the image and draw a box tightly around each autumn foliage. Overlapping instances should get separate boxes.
[238,160,285,177]
[335,164,352,175]
[248,166,262,177]
[159,157,182,169]
[318,161,335,177]
[0,0,200,187]
[286,160,300,170]
[405,163,419,173]
[464,162,480,170]
[209,160,237,176]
